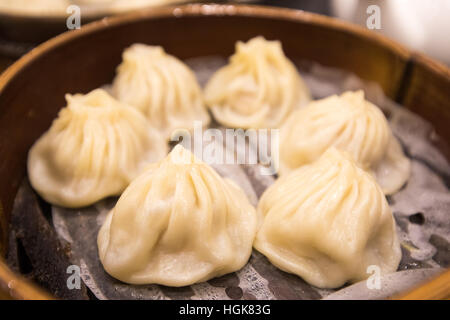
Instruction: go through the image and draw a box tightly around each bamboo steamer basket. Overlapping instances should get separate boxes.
[0,4,448,300]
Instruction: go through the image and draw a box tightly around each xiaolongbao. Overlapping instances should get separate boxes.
[254,148,401,289]
[204,36,311,129]
[27,89,167,208]
[279,90,410,194]
[97,145,257,286]
[112,44,210,140]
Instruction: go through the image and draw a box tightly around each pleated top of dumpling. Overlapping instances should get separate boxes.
[204,36,311,129]
[112,44,210,140]
[280,90,410,194]
[27,89,167,208]
[97,145,257,286]
[255,148,401,289]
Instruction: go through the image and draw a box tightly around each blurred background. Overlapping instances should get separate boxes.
[0,0,449,74]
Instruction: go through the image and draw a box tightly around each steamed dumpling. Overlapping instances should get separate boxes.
[204,36,311,129]
[112,44,210,140]
[254,148,401,289]
[28,89,167,208]
[280,90,410,194]
[97,145,257,286]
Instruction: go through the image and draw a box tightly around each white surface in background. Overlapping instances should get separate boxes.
[331,0,450,65]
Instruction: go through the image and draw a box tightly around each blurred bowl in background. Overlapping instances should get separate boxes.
[331,0,450,65]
